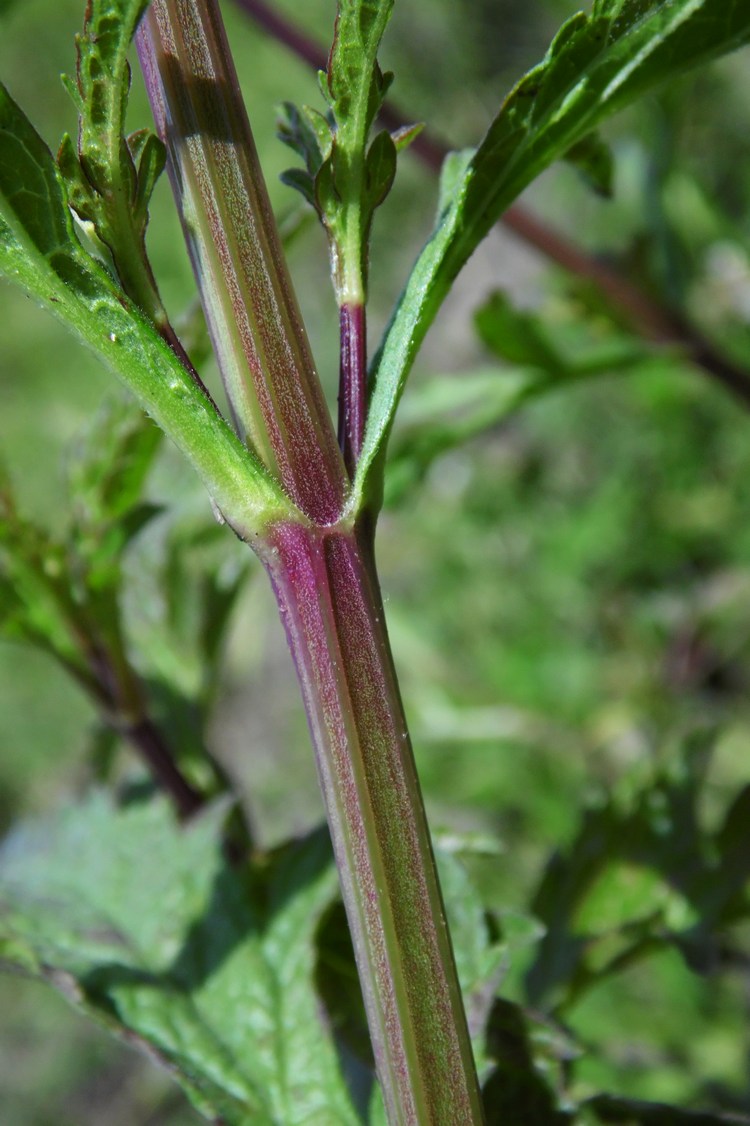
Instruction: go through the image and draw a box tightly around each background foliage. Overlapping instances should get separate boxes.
[1,0,750,1121]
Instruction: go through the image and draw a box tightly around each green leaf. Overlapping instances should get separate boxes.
[69,396,162,524]
[0,82,293,540]
[523,736,747,1009]
[564,131,615,197]
[475,294,565,371]
[60,0,167,317]
[0,479,92,682]
[475,291,651,376]
[0,794,362,1125]
[354,0,750,513]
[279,0,397,303]
[384,291,663,504]
[385,367,543,505]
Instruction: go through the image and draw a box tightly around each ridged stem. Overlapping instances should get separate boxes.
[338,303,367,477]
[261,522,484,1125]
[137,0,348,524]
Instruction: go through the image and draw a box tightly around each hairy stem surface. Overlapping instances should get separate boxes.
[262,522,484,1125]
[339,303,367,476]
[137,0,347,524]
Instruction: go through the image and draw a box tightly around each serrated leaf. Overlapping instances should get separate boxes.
[280,0,397,302]
[61,0,167,313]
[0,794,362,1125]
[523,736,750,1007]
[279,165,317,208]
[355,0,750,512]
[0,83,292,537]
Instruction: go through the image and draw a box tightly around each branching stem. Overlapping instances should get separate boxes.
[137,0,348,525]
[233,0,750,411]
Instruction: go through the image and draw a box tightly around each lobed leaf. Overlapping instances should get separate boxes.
[0,794,361,1125]
[354,0,750,514]
[0,82,293,541]
[524,736,750,1010]
[59,0,167,313]
[279,0,398,303]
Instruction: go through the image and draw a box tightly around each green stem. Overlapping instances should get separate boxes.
[136,0,348,525]
[261,521,484,1125]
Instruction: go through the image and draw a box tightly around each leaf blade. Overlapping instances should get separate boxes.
[0,82,294,540]
[353,0,750,513]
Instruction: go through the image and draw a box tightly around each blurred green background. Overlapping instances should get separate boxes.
[2,0,750,1121]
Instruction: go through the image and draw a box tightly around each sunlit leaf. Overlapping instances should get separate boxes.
[0,83,291,536]
[356,0,750,512]
[0,794,361,1125]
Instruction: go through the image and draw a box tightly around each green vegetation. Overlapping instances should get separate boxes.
[1,0,750,1121]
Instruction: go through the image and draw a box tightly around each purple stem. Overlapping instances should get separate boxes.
[82,637,207,821]
[338,303,367,477]
[137,0,348,524]
[262,521,483,1123]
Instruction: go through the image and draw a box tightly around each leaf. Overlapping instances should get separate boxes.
[67,397,164,585]
[475,291,651,376]
[0,794,362,1125]
[384,290,662,504]
[0,82,292,538]
[279,0,397,302]
[385,367,543,505]
[355,0,750,512]
[564,131,615,197]
[523,735,750,1008]
[475,294,565,371]
[60,0,166,307]
[0,479,92,681]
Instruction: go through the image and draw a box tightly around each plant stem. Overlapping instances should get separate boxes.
[137,0,348,525]
[233,0,750,412]
[339,303,367,476]
[261,521,484,1124]
[83,632,208,821]
[121,716,205,819]
[138,4,483,1114]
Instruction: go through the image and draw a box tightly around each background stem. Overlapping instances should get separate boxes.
[262,522,484,1125]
